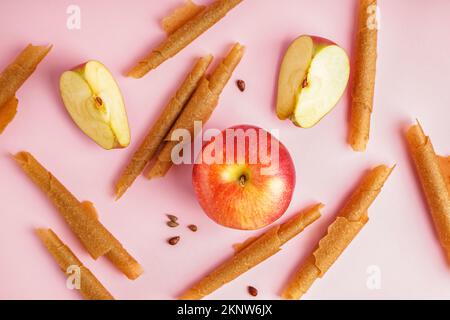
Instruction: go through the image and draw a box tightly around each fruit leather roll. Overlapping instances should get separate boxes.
[282,165,393,300]
[145,158,173,180]
[115,55,213,198]
[36,228,114,300]
[440,156,450,185]
[0,44,52,108]
[0,44,51,133]
[179,204,322,300]
[128,0,243,78]
[146,43,245,179]
[349,0,378,151]
[406,123,450,262]
[161,0,206,35]
[0,97,18,134]
[14,152,143,280]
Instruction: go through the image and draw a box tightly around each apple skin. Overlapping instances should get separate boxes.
[192,125,296,230]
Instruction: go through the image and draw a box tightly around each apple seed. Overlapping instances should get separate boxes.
[95,96,103,107]
[302,78,308,88]
[168,236,180,245]
[167,214,178,222]
[236,79,246,92]
[248,286,258,297]
[188,224,198,232]
[167,221,179,228]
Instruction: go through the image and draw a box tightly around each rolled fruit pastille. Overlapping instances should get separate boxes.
[146,43,245,179]
[0,44,52,133]
[281,165,393,300]
[440,156,450,186]
[0,97,18,134]
[348,0,378,151]
[161,0,206,35]
[406,122,450,262]
[146,157,173,180]
[36,228,114,300]
[127,0,243,78]
[14,152,143,280]
[115,55,213,199]
[179,204,323,300]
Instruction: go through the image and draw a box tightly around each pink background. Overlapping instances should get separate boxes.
[0,0,449,300]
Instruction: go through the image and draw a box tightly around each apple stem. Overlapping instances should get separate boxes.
[239,175,246,187]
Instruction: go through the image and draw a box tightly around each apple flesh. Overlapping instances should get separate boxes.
[60,61,130,149]
[276,35,350,128]
[276,35,314,120]
[192,125,296,230]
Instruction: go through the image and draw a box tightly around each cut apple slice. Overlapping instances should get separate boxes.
[60,61,130,149]
[292,44,349,128]
[276,35,350,128]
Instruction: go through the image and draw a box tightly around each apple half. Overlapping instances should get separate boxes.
[60,61,130,149]
[276,35,350,128]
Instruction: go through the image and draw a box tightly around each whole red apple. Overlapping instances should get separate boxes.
[192,125,295,230]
